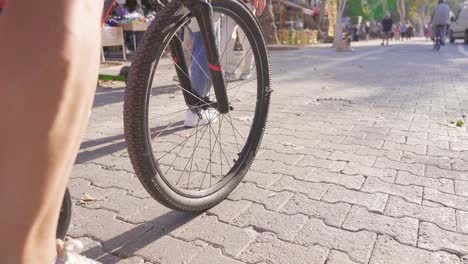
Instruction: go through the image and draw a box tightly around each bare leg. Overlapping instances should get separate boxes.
[0,1,103,263]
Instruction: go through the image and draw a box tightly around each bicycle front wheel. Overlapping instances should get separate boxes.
[124,0,271,212]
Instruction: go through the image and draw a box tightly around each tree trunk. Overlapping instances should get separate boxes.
[333,21,343,45]
[333,0,347,46]
[318,0,327,38]
[258,0,279,44]
[397,0,406,22]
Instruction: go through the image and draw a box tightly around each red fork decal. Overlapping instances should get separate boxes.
[208,64,223,72]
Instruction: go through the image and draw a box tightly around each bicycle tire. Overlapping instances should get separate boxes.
[56,188,72,239]
[124,0,271,212]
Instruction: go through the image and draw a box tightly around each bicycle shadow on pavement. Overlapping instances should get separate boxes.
[76,122,186,164]
[82,210,200,263]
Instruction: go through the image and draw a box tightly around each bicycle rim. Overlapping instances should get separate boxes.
[124,0,271,211]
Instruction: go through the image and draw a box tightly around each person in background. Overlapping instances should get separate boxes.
[394,22,401,41]
[431,0,451,45]
[365,21,370,40]
[401,22,408,40]
[407,24,414,40]
[221,2,256,82]
[115,0,129,18]
[184,0,262,128]
[381,14,393,46]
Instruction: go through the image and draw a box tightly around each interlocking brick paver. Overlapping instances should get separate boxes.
[408,125,448,136]
[351,125,389,135]
[374,157,425,176]
[361,177,423,204]
[296,155,347,172]
[427,146,467,160]
[229,182,293,211]
[401,152,452,170]
[189,245,243,264]
[69,206,154,253]
[256,150,304,165]
[453,159,468,171]
[269,175,329,200]
[342,137,384,149]
[306,168,365,190]
[295,218,376,263]
[419,222,468,256]
[281,193,350,227]
[78,237,121,263]
[385,196,456,231]
[72,163,150,198]
[451,141,468,152]
[342,162,396,182]
[370,235,460,264]
[364,132,406,144]
[424,188,468,211]
[388,129,427,140]
[249,160,312,180]
[396,171,454,193]
[238,232,329,264]
[457,210,468,234]
[120,234,203,262]
[355,145,401,160]
[241,171,283,189]
[208,200,252,222]
[323,185,388,213]
[343,206,418,245]
[327,250,360,264]
[69,179,119,201]
[176,215,257,257]
[425,165,468,181]
[232,203,308,241]
[454,180,468,197]
[328,150,377,166]
[406,137,450,149]
[382,141,427,155]
[116,257,146,264]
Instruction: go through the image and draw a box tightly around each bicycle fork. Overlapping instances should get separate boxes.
[170,0,230,114]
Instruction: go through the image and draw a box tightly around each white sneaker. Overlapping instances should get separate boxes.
[239,72,253,80]
[184,108,218,128]
[55,238,100,264]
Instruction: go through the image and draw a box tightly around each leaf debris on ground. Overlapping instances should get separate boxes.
[77,193,97,205]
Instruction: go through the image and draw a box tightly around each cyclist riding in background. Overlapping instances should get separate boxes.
[431,0,451,45]
[0,0,265,263]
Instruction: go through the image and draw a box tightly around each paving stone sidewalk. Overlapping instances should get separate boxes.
[71,39,468,263]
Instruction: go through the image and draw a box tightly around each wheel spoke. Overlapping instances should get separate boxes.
[132,7,269,200]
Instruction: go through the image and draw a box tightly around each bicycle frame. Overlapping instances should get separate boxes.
[101,0,230,113]
[171,0,230,114]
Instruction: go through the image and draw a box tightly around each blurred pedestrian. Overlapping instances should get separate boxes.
[381,14,393,46]
[401,23,408,40]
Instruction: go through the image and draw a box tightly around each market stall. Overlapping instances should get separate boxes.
[101,0,154,61]
[274,0,321,45]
